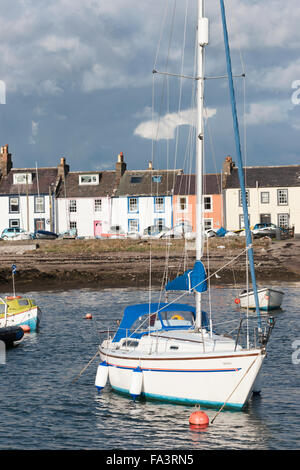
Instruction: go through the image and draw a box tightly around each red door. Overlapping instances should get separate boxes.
[94,221,102,237]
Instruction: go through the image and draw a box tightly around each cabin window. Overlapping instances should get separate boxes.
[277,189,288,206]
[160,311,194,327]
[9,196,19,213]
[122,340,139,348]
[18,299,30,306]
[0,304,5,314]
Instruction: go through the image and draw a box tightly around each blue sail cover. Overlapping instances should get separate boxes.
[165,261,207,293]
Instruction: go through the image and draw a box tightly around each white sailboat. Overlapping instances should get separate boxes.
[95,0,275,410]
[239,287,284,311]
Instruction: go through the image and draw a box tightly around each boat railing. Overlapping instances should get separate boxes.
[0,296,8,327]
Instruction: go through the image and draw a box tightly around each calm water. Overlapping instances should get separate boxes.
[0,285,299,450]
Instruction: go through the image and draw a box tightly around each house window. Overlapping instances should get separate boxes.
[178,197,187,211]
[152,175,162,183]
[13,173,32,185]
[79,174,99,185]
[34,196,45,213]
[69,200,77,213]
[128,219,139,233]
[128,197,138,213]
[277,189,288,205]
[204,196,212,211]
[278,213,289,229]
[239,214,250,230]
[239,190,250,207]
[204,218,213,230]
[261,192,269,204]
[94,199,102,212]
[154,197,164,212]
[9,196,19,213]
[154,218,165,231]
[130,176,143,184]
[260,214,271,224]
[9,219,20,228]
[69,221,77,231]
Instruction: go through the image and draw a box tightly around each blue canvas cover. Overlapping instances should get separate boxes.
[216,227,227,237]
[165,261,207,293]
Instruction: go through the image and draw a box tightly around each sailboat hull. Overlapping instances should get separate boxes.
[100,348,265,410]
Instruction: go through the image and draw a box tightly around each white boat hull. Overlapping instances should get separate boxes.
[99,347,265,410]
[0,307,41,331]
[239,288,283,311]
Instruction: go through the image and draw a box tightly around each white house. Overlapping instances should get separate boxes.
[0,145,59,234]
[222,156,300,235]
[111,159,183,235]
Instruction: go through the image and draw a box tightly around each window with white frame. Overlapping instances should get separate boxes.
[278,213,289,228]
[204,218,213,230]
[128,197,138,212]
[94,199,102,212]
[79,174,99,185]
[239,190,250,207]
[260,191,270,204]
[178,196,187,211]
[239,214,250,230]
[9,219,20,228]
[34,196,45,213]
[69,221,77,231]
[277,189,288,205]
[9,196,19,213]
[69,200,77,213]
[154,218,165,231]
[204,196,212,211]
[13,173,32,185]
[154,197,164,212]
[128,219,139,233]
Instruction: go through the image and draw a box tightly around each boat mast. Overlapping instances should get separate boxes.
[195,0,208,329]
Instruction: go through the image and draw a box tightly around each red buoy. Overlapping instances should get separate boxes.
[85,313,92,320]
[20,325,31,333]
[235,298,241,304]
[189,408,209,427]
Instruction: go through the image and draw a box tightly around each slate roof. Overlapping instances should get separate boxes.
[174,173,222,195]
[115,169,183,197]
[0,168,58,195]
[56,171,117,198]
[224,165,300,189]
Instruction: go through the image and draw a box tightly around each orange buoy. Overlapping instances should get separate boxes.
[85,313,92,320]
[20,325,31,333]
[189,408,209,427]
[235,298,241,304]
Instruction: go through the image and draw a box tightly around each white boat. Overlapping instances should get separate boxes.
[95,0,276,411]
[239,288,284,311]
[0,295,41,331]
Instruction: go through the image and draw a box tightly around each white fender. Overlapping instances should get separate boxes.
[95,361,109,391]
[129,366,143,399]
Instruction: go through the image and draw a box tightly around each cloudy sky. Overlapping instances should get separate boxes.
[0,0,299,175]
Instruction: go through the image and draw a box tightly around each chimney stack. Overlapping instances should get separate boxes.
[0,144,12,177]
[115,151,126,178]
[57,156,69,179]
[223,155,235,176]
[148,161,153,170]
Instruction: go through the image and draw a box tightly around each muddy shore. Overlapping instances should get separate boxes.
[0,237,299,293]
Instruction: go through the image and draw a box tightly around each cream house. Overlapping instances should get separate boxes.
[222,156,300,235]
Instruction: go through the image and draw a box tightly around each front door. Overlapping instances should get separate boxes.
[94,221,102,237]
[34,218,45,231]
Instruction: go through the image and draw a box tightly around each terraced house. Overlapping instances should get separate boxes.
[222,156,300,235]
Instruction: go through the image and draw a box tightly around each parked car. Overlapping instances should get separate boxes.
[142,225,170,239]
[251,223,285,239]
[161,222,193,239]
[1,227,33,240]
[102,225,126,239]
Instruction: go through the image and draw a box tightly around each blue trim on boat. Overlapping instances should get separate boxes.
[111,385,244,410]
[108,363,241,373]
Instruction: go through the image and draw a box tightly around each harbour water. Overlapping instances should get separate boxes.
[0,285,299,450]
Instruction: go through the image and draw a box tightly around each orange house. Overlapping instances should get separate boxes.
[173,174,223,232]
